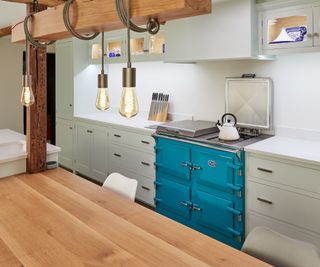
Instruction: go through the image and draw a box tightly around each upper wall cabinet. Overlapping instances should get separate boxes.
[259,1,320,55]
[89,29,165,65]
[164,0,258,62]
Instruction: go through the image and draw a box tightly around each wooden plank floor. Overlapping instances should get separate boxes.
[0,168,271,266]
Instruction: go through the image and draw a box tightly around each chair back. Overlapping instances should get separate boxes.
[103,173,138,201]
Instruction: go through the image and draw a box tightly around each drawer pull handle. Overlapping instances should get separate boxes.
[141,162,150,166]
[141,186,150,191]
[114,134,121,138]
[87,130,93,133]
[69,127,73,130]
[257,167,273,174]
[141,140,150,144]
[113,153,122,158]
[257,197,273,205]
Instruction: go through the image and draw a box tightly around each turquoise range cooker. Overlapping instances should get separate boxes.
[153,120,268,250]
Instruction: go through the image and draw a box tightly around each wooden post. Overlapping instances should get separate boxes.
[26,3,47,173]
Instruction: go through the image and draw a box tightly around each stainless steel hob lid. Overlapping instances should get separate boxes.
[156,120,218,138]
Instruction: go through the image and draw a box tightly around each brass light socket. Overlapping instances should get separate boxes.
[98,73,108,88]
[122,67,136,88]
[22,74,32,88]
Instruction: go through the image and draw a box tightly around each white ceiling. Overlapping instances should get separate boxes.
[0,1,26,28]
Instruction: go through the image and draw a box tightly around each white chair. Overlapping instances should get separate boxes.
[242,227,320,267]
[102,173,138,201]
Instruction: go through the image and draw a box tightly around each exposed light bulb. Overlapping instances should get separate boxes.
[96,73,110,111]
[119,67,138,118]
[119,86,138,118]
[21,75,35,107]
[96,88,110,111]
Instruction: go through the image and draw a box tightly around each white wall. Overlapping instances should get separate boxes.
[76,51,320,138]
[0,37,24,133]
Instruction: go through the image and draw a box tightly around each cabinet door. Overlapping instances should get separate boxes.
[74,123,91,177]
[165,0,255,61]
[56,118,73,169]
[91,125,108,183]
[313,6,320,47]
[192,190,237,239]
[262,7,313,50]
[156,139,191,182]
[56,41,73,120]
[191,148,235,195]
[155,178,191,220]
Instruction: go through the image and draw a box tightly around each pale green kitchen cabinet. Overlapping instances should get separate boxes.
[74,120,108,184]
[56,39,74,120]
[164,0,259,62]
[56,118,73,170]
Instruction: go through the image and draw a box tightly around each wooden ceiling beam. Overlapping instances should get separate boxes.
[0,26,12,38]
[2,0,64,7]
[11,0,212,43]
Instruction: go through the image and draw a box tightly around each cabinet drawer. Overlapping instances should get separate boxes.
[247,155,320,195]
[246,211,320,249]
[136,175,155,207]
[109,165,155,206]
[110,144,155,178]
[247,180,320,234]
[110,128,155,151]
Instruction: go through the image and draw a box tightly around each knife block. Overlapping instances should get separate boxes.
[148,93,170,122]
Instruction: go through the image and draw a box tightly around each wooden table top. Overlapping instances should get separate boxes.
[0,168,271,267]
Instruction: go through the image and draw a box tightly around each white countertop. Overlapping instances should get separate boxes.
[75,111,163,132]
[0,129,61,164]
[245,136,320,166]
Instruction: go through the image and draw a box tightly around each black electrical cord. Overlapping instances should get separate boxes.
[63,0,100,40]
[115,0,160,35]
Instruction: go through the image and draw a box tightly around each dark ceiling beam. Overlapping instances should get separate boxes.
[0,26,12,38]
[2,0,64,7]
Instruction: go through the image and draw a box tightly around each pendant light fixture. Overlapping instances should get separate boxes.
[119,0,138,118]
[21,39,35,107]
[21,0,56,107]
[96,32,110,111]
[115,0,160,118]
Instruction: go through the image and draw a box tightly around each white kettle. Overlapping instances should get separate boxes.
[216,113,240,141]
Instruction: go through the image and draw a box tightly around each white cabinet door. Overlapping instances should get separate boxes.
[91,125,108,183]
[262,7,313,50]
[56,40,74,120]
[74,123,91,177]
[56,118,73,169]
[313,6,320,47]
[165,0,256,62]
